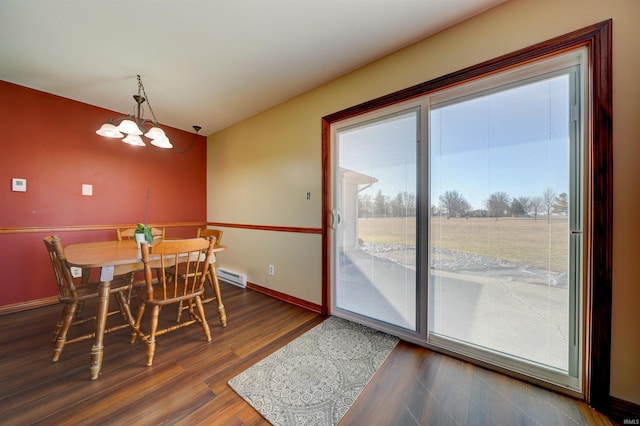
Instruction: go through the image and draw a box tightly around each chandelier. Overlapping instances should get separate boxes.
[96,75,173,148]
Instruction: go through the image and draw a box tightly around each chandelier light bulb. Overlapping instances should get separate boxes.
[150,137,173,149]
[116,118,143,135]
[122,134,146,146]
[144,125,167,140]
[96,122,124,138]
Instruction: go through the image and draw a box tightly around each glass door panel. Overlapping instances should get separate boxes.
[332,109,419,331]
[428,72,576,374]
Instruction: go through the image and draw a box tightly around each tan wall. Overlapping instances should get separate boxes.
[208,0,640,404]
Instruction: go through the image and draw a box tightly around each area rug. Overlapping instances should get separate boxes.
[228,316,399,426]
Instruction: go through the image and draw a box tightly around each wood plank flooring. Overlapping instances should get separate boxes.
[0,283,614,425]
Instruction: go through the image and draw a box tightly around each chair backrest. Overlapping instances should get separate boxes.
[140,237,216,300]
[116,227,165,241]
[43,236,78,299]
[196,228,223,244]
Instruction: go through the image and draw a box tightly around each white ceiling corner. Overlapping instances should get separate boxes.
[0,0,506,135]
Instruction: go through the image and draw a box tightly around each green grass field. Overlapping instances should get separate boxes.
[358,216,568,272]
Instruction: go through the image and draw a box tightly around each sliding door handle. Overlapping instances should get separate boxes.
[330,210,342,229]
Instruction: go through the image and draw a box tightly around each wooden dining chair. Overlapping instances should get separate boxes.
[196,227,223,243]
[43,236,136,362]
[130,237,216,366]
[116,226,165,241]
[175,228,227,326]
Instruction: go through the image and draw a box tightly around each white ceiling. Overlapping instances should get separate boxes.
[0,0,505,136]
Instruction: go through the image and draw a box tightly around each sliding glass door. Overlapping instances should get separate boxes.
[329,48,586,392]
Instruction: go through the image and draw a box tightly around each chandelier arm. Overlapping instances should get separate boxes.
[129,103,143,126]
[137,102,144,125]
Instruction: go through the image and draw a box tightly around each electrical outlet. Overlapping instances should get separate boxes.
[70,267,82,278]
[268,264,275,276]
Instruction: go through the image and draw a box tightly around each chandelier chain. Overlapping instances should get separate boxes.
[137,75,159,124]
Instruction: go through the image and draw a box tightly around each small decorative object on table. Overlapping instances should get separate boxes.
[134,223,154,246]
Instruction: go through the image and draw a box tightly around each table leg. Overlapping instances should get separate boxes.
[77,267,91,318]
[90,279,111,380]
[209,265,227,327]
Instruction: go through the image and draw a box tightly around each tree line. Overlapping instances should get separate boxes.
[437,188,567,219]
[358,191,417,218]
[357,188,568,219]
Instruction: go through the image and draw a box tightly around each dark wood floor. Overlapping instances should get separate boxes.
[0,283,613,425]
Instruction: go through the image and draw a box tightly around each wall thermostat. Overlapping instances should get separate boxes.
[12,178,26,192]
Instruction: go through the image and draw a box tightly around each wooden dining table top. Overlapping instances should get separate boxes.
[65,239,227,269]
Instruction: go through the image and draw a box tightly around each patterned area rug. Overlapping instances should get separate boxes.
[228,316,399,426]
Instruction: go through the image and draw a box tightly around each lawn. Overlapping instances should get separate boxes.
[357,216,568,272]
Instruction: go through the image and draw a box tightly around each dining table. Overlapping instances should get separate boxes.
[64,238,227,380]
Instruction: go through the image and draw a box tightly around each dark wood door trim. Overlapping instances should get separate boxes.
[322,20,612,410]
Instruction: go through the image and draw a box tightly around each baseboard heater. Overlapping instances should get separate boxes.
[216,267,247,288]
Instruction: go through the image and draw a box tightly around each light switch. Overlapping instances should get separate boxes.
[82,184,93,196]
[12,178,26,192]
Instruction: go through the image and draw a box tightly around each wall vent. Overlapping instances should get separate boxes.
[216,268,247,288]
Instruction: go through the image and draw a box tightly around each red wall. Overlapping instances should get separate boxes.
[0,81,207,308]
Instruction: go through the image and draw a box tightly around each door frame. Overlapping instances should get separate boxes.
[321,20,612,409]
